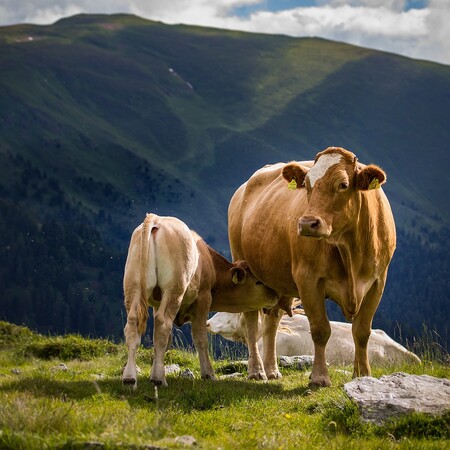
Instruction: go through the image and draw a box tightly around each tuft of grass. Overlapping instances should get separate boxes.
[24,334,119,361]
[405,324,449,364]
[321,393,373,437]
[377,411,450,440]
[0,321,38,349]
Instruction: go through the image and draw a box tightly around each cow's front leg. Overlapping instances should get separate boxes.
[123,293,142,389]
[191,292,216,380]
[244,310,267,380]
[301,293,331,387]
[352,278,385,377]
[261,304,285,379]
[151,291,184,387]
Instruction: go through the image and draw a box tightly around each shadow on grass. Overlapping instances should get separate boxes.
[0,374,312,412]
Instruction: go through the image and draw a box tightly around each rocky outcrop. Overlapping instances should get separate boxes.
[344,372,450,424]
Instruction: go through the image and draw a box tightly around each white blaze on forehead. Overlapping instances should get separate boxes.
[307,153,343,188]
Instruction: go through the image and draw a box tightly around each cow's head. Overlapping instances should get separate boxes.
[206,312,246,342]
[282,147,386,240]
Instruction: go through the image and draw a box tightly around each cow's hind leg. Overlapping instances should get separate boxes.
[151,290,184,387]
[191,292,216,380]
[123,290,142,389]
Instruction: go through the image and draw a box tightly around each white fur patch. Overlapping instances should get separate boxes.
[307,153,342,188]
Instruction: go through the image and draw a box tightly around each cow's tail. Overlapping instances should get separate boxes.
[138,213,158,335]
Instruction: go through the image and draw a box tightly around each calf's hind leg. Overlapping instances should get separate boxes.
[123,290,143,389]
[151,290,184,387]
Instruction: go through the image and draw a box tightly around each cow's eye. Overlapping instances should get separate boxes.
[338,182,349,191]
[256,281,263,285]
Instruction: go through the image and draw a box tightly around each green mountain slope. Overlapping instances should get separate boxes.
[0,14,448,346]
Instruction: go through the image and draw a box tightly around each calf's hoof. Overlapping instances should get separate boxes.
[122,377,137,389]
[202,374,217,381]
[267,370,282,380]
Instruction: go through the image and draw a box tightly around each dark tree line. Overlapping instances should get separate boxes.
[0,198,126,338]
[1,192,448,351]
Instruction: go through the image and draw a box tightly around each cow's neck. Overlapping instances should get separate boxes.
[333,194,375,320]
[335,240,360,320]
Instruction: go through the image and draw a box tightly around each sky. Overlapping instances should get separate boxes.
[0,0,449,66]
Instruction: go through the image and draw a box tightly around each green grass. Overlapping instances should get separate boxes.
[0,322,449,449]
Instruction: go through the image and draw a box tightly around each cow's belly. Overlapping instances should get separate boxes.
[237,202,300,296]
[240,236,299,296]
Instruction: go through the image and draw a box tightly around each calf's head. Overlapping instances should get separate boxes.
[282,147,387,240]
[226,260,280,310]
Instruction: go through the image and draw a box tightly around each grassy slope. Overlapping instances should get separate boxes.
[0,322,449,449]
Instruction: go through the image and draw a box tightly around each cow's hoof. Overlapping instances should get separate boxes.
[308,376,332,388]
[122,377,137,389]
[248,372,268,381]
[267,371,282,380]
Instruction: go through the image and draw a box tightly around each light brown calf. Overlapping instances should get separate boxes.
[229,147,396,386]
[122,213,279,387]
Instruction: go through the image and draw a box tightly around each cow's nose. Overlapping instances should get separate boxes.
[298,216,322,235]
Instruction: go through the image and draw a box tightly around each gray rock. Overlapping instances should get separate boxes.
[51,363,69,371]
[220,372,244,379]
[279,355,314,370]
[175,435,197,446]
[181,368,195,379]
[344,372,450,425]
[165,364,181,375]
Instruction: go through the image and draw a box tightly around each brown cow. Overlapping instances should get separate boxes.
[122,213,279,387]
[228,147,396,386]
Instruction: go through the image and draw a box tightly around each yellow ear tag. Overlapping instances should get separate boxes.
[287,179,297,190]
[368,178,380,190]
[232,272,239,285]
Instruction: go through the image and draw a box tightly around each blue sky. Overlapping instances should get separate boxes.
[0,1,448,65]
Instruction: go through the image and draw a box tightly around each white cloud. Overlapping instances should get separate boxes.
[317,0,407,11]
[237,5,427,38]
[0,1,449,65]
[413,0,450,64]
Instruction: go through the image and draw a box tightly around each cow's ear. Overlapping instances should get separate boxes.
[282,163,307,189]
[356,164,386,191]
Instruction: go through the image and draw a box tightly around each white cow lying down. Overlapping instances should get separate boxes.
[207,311,421,366]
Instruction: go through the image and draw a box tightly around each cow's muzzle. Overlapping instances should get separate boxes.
[298,216,330,238]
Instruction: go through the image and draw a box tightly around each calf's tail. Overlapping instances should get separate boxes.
[138,213,158,335]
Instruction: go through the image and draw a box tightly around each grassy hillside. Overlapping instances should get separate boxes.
[0,13,449,345]
[0,322,449,449]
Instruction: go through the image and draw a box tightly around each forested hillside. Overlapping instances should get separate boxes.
[0,14,449,347]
